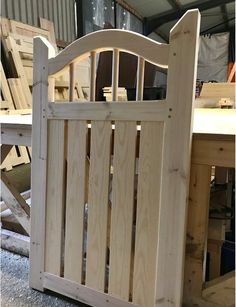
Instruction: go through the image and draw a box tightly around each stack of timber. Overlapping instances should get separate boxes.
[0,17,91,254]
[0,17,89,171]
[195,82,235,108]
[103,86,127,101]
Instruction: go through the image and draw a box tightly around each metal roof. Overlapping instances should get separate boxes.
[124,0,235,41]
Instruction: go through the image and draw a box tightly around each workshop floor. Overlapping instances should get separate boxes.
[1,249,89,307]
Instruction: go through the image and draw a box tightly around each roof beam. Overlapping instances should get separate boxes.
[221,4,229,30]
[144,0,235,35]
[166,0,181,10]
[116,0,143,20]
[201,17,235,34]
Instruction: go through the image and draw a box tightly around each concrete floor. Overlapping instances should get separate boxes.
[1,249,89,307]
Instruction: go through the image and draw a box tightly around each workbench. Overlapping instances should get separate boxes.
[184,108,235,306]
[1,108,235,305]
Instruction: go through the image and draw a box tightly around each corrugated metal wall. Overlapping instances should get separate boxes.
[1,0,76,42]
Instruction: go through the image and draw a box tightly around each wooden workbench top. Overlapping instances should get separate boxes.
[1,108,235,136]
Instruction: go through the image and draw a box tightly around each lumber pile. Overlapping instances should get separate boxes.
[103,86,127,101]
[0,17,89,170]
[195,82,235,108]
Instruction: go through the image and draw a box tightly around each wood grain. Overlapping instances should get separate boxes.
[109,121,136,300]
[45,120,65,275]
[86,121,111,291]
[133,122,164,307]
[64,121,87,283]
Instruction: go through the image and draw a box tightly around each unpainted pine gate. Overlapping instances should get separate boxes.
[30,10,200,307]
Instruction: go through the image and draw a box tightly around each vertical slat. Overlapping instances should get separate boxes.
[136,57,145,101]
[30,37,55,291]
[112,48,119,101]
[64,121,87,283]
[133,122,164,307]
[108,122,136,300]
[45,120,66,275]
[86,121,111,291]
[69,63,75,101]
[48,77,55,102]
[90,51,96,102]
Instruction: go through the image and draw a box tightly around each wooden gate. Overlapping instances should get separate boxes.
[30,10,200,307]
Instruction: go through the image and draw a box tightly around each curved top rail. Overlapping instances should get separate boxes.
[48,29,169,76]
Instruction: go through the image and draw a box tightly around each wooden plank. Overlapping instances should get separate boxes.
[39,17,58,51]
[200,82,235,99]
[47,101,167,121]
[6,36,32,108]
[1,171,30,234]
[64,121,87,283]
[133,122,164,307]
[136,57,145,101]
[69,63,75,101]
[202,271,235,306]
[208,240,223,280]
[30,37,55,291]
[112,49,119,101]
[227,63,235,82]
[8,78,29,109]
[108,122,136,300]
[1,229,30,257]
[90,51,96,101]
[0,101,11,109]
[192,135,235,168]
[86,121,111,291]
[0,62,15,109]
[155,10,200,305]
[48,30,169,77]
[207,220,225,280]
[44,273,138,307]
[193,109,236,136]
[45,120,65,275]
[183,164,212,300]
[10,19,49,39]
[1,189,30,213]
[1,125,32,147]
[1,145,13,163]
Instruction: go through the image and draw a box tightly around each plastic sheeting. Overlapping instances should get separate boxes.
[83,0,142,35]
[83,0,115,34]
[197,32,229,82]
